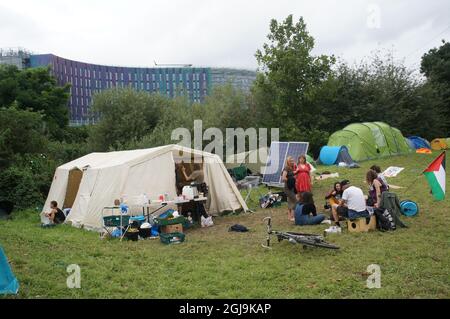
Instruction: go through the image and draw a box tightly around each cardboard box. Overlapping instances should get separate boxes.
[347,216,376,233]
[161,223,183,234]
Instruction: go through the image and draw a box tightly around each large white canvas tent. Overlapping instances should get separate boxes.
[41,145,248,231]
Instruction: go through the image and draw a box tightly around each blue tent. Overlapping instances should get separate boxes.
[407,136,431,150]
[0,246,19,295]
[318,146,355,166]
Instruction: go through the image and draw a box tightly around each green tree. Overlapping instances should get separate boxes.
[254,15,335,154]
[316,52,445,140]
[202,84,252,131]
[0,106,48,168]
[88,88,167,151]
[421,40,450,133]
[0,65,19,107]
[0,64,71,139]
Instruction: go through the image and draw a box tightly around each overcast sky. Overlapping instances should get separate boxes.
[1,0,449,71]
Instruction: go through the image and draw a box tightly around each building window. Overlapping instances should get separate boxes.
[121,73,124,81]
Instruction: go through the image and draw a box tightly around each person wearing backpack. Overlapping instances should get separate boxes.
[281,156,297,222]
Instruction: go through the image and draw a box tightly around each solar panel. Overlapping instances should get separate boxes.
[262,141,309,187]
[262,142,288,185]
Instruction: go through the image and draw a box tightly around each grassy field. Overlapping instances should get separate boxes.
[1,153,449,298]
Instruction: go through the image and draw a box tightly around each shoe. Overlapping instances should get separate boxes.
[321,219,332,225]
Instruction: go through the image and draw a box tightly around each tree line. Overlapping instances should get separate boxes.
[1,15,449,209]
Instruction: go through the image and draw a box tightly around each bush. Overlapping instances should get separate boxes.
[0,164,44,210]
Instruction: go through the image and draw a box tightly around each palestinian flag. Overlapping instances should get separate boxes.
[423,152,446,201]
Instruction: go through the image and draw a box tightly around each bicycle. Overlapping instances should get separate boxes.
[262,216,339,250]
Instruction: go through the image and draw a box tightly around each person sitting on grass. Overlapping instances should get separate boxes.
[294,192,325,226]
[332,180,369,227]
[325,181,343,220]
[44,200,66,225]
[366,169,388,208]
[369,165,389,190]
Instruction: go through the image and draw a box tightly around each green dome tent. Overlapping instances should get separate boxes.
[327,122,412,161]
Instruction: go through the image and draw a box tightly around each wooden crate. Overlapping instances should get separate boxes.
[347,216,376,233]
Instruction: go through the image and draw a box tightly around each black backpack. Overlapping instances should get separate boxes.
[229,224,249,232]
[374,208,396,231]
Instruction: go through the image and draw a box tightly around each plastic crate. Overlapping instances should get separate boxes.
[103,215,130,227]
[155,216,186,226]
[159,232,185,245]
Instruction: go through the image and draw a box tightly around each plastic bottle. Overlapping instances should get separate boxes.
[143,193,148,205]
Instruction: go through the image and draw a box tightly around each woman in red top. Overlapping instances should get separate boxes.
[295,155,313,193]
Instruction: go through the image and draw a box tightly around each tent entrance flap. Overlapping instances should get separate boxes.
[64,168,83,209]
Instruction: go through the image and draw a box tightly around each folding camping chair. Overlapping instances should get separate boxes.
[101,207,131,241]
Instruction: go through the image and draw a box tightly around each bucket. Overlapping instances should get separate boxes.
[139,227,151,239]
[125,229,139,241]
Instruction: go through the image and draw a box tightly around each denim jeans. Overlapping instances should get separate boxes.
[348,209,369,219]
[294,204,325,225]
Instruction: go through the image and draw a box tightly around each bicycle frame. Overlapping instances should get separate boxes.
[262,216,339,250]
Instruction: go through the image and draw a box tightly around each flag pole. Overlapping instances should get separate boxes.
[400,174,422,197]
